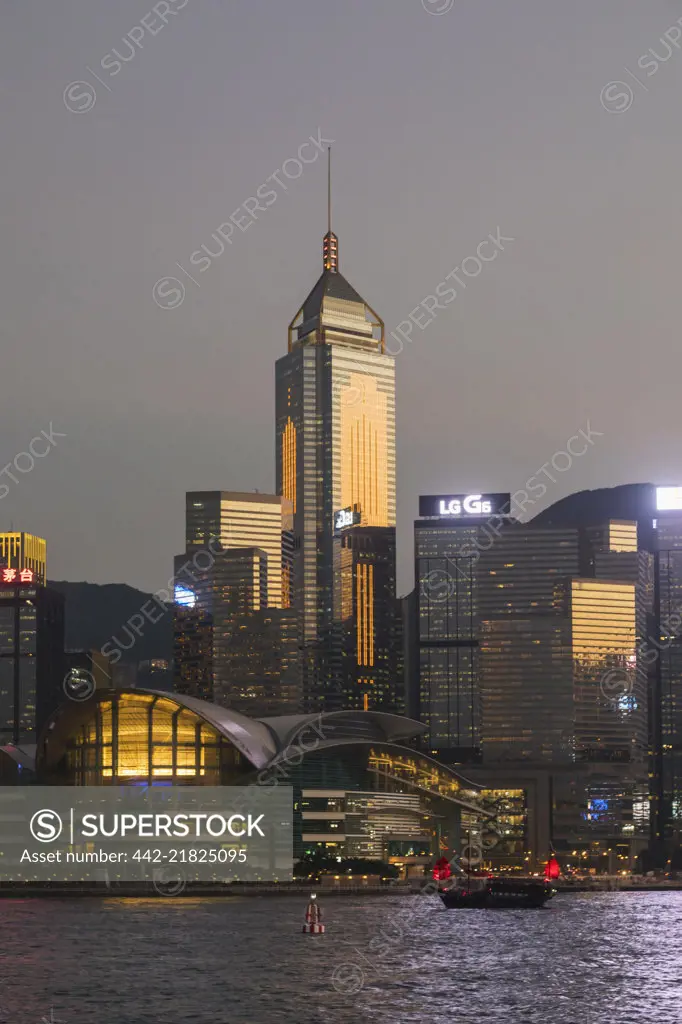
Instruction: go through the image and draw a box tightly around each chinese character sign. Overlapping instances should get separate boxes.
[1,568,34,583]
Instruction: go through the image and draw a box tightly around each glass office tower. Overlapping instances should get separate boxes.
[477,522,581,763]
[0,576,64,744]
[536,483,682,847]
[337,524,402,713]
[414,493,514,761]
[173,547,266,702]
[179,492,301,715]
[173,544,301,717]
[275,218,396,710]
[657,517,682,835]
[413,494,652,861]
[571,578,640,760]
[479,565,641,762]
[476,520,647,860]
[415,520,481,761]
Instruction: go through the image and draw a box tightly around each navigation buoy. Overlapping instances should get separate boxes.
[302,893,325,934]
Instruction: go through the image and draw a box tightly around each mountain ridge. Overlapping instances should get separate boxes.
[48,580,173,664]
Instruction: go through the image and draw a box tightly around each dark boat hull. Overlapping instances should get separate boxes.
[438,881,554,909]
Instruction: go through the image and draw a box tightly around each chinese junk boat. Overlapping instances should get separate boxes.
[433,856,555,909]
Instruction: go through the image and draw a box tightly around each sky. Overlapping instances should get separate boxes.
[1,0,681,595]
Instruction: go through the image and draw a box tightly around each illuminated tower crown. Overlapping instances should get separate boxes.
[288,148,384,352]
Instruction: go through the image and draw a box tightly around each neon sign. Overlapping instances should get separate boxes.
[334,507,360,531]
[174,584,196,607]
[419,493,512,519]
[1,568,34,583]
[656,486,682,511]
[439,495,492,516]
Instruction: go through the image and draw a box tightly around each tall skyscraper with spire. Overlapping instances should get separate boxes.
[275,152,397,711]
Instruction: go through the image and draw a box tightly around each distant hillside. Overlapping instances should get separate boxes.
[49,581,173,663]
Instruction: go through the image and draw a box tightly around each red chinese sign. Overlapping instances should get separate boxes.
[1,568,34,583]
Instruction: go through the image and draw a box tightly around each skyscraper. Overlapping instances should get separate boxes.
[413,492,514,761]
[173,546,267,702]
[275,155,396,710]
[175,497,301,715]
[185,491,293,610]
[478,523,648,866]
[410,491,651,866]
[0,572,64,744]
[536,483,682,851]
[337,523,402,713]
[478,535,644,766]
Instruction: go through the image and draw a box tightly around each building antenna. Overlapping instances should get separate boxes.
[327,146,332,236]
[322,147,338,273]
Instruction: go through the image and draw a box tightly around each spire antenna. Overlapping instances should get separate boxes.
[322,147,338,272]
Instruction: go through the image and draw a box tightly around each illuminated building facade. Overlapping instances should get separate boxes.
[173,546,267,701]
[536,482,682,849]
[0,574,64,745]
[478,529,646,762]
[173,547,301,716]
[37,691,489,870]
[178,491,300,714]
[656,515,682,840]
[275,203,396,711]
[481,572,644,756]
[219,607,301,716]
[185,491,294,610]
[291,744,486,866]
[571,577,643,763]
[300,790,431,861]
[40,689,256,785]
[411,492,655,863]
[337,525,402,713]
[413,493,514,761]
[0,532,46,585]
[477,518,649,862]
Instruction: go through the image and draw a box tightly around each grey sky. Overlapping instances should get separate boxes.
[1,0,681,594]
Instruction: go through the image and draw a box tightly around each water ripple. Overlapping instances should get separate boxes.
[0,892,679,1023]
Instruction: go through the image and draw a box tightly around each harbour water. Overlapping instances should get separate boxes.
[0,891,680,1023]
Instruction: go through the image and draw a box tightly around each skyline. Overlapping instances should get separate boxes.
[3,4,682,1022]
[3,0,682,595]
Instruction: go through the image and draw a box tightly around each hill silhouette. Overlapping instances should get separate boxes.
[49,580,173,664]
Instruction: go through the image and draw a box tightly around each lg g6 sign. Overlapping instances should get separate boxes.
[438,495,491,516]
[418,493,512,518]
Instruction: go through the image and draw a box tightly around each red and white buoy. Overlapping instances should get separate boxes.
[302,893,325,934]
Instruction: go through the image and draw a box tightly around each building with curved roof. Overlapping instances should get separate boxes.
[37,688,487,866]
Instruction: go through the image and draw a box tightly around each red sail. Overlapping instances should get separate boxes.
[544,856,561,880]
[432,857,452,881]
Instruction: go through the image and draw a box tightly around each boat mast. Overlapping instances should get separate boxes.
[467,828,471,887]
